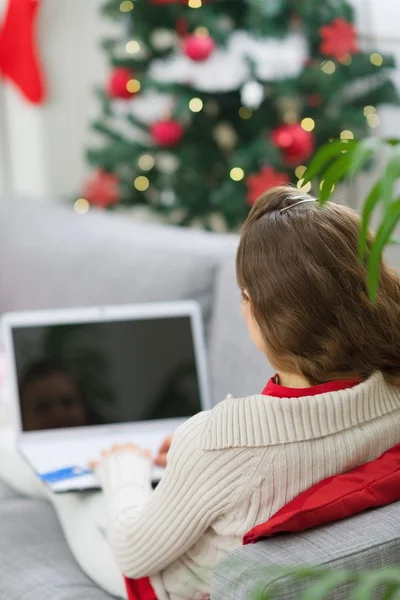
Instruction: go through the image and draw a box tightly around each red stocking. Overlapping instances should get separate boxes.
[0,0,46,103]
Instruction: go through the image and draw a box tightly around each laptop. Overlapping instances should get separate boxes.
[1,301,211,492]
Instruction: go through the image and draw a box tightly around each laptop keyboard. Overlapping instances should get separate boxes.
[21,431,166,492]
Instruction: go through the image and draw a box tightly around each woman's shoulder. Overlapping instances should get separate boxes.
[173,393,266,453]
[177,393,264,432]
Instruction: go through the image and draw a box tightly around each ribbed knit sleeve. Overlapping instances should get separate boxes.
[97,411,250,579]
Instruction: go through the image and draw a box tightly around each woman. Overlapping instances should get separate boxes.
[94,186,400,599]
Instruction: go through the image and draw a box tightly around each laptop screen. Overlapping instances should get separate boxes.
[11,316,202,432]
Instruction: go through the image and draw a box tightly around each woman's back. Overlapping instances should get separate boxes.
[102,372,400,600]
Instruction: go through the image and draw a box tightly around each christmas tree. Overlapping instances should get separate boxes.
[81,0,399,231]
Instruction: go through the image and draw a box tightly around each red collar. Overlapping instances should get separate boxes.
[262,377,360,398]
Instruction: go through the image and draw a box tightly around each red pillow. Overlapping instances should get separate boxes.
[244,442,400,545]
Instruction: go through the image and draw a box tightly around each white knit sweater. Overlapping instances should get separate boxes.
[98,373,400,600]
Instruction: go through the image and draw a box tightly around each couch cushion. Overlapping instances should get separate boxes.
[208,258,274,403]
[0,497,115,600]
[0,200,235,333]
[212,501,400,600]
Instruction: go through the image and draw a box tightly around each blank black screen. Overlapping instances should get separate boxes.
[12,317,202,432]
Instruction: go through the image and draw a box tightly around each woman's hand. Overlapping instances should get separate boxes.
[154,435,173,468]
[89,442,151,472]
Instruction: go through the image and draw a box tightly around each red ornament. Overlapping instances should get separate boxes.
[290,12,301,26]
[107,67,136,99]
[271,123,314,166]
[308,94,322,108]
[183,34,215,62]
[319,18,359,61]
[175,17,189,38]
[0,0,46,104]
[150,120,184,147]
[246,167,290,206]
[83,170,120,208]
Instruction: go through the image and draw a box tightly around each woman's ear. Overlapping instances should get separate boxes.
[241,291,267,354]
[241,288,250,303]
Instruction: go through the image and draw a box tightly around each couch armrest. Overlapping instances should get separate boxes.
[211,502,400,600]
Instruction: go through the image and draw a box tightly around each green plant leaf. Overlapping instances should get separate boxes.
[351,569,400,600]
[385,138,400,146]
[368,198,400,301]
[382,584,400,600]
[381,146,400,208]
[303,140,356,184]
[348,137,380,178]
[389,237,400,245]
[358,180,381,259]
[319,151,352,204]
[298,571,356,600]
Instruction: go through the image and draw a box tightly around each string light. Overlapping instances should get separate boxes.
[301,118,315,132]
[120,0,134,11]
[188,0,202,7]
[126,79,141,93]
[194,26,209,36]
[239,106,253,119]
[189,97,203,112]
[367,113,380,128]
[138,154,155,171]
[297,178,312,193]
[214,123,238,149]
[126,41,141,54]
[370,53,383,66]
[134,176,149,191]
[295,165,307,179]
[230,167,245,181]
[74,198,90,215]
[340,130,354,140]
[364,105,376,116]
[339,53,352,65]
[204,100,219,117]
[321,60,336,74]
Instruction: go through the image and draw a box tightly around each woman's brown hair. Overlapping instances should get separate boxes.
[236,186,400,386]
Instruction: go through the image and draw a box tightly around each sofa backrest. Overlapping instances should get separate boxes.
[0,199,267,403]
[0,199,233,320]
[0,199,272,403]
[208,258,274,402]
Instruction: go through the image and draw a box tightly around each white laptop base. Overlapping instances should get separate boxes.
[20,418,186,492]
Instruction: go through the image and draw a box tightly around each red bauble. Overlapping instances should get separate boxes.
[83,170,120,208]
[150,120,184,147]
[308,94,322,108]
[107,67,136,99]
[271,123,315,166]
[183,34,215,62]
[246,167,290,206]
[319,18,359,60]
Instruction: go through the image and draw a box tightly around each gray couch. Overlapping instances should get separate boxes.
[0,199,399,600]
